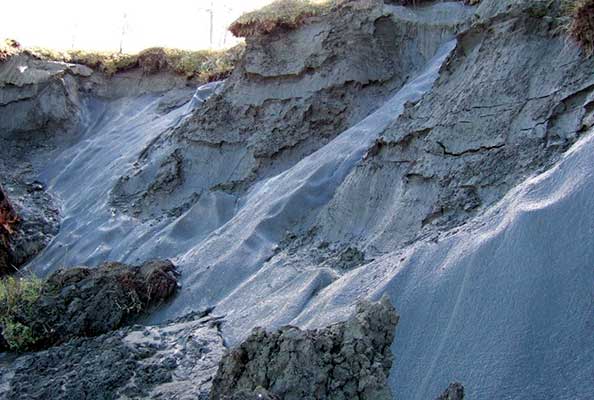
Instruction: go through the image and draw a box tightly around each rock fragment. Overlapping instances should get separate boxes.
[436,382,465,400]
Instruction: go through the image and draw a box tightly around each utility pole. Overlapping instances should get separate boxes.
[220,4,234,47]
[209,1,214,48]
[71,22,78,49]
[198,1,214,48]
[119,13,129,54]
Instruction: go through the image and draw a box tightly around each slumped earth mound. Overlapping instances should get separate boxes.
[210,296,398,400]
[0,0,593,399]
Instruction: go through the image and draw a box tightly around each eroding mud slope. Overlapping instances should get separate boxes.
[0,0,593,399]
[111,0,474,219]
[312,0,594,254]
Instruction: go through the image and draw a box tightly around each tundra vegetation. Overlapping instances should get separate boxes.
[228,0,484,38]
[0,261,178,352]
[0,38,244,81]
[0,275,43,351]
[229,0,340,37]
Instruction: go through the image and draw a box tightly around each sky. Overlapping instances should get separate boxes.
[1,0,275,52]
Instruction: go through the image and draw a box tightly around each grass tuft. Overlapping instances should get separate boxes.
[229,0,339,37]
[0,275,43,351]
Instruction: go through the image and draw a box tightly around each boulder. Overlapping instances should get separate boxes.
[210,296,399,400]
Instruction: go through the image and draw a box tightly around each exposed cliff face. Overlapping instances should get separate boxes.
[110,0,474,219]
[0,56,75,270]
[312,0,594,254]
[0,55,84,139]
[0,52,199,272]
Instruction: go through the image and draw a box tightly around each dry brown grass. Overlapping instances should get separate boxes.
[228,0,481,38]
[0,39,20,63]
[229,0,338,37]
[569,0,594,54]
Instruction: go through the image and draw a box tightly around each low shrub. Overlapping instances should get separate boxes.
[134,45,245,80]
[0,275,43,351]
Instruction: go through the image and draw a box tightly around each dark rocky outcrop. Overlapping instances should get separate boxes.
[0,260,178,351]
[0,180,60,276]
[210,296,399,400]
[436,383,465,400]
[0,310,225,400]
[1,299,398,400]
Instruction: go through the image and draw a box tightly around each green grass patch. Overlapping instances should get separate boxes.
[229,0,340,37]
[0,274,43,351]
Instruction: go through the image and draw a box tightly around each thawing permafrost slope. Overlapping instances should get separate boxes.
[160,40,458,325]
[29,39,457,320]
[31,85,221,271]
[26,31,594,400]
[295,131,594,399]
